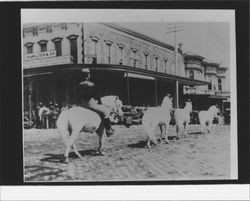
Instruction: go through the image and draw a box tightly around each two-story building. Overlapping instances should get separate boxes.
[183,53,230,113]
[22,23,229,120]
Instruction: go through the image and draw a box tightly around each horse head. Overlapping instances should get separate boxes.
[114,96,124,117]
[101,95,124,118]
[185,101,193,112]
[209,105,221,116]
[161,95,173,110]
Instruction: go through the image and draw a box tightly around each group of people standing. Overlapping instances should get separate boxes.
[34,102,60,129]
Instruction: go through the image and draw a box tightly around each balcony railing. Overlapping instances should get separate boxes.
[184,87,230,96]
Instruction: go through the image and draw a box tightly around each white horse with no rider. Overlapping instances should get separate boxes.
[56,95,123,163]
[174,101,193,139]
[198,105,220,134]
[142,95,173,150]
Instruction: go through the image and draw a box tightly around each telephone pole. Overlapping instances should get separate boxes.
[165,24,183,108]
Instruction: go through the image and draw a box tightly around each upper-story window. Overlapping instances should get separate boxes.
[207,75,212,90]
[117,43,125,65]
[131,48,137,67]
[105,40,113,64]
[90,36,99,64]
[218,78,222,91]
[25,42,34,54]
[144,51,149,70]
[189,70,194,79]
[164,58,168,73]
[67,35,78,64]
[38,40,48,52]
[52,37,63,56]
[154,55,159,72]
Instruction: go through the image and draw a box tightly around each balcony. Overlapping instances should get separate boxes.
[215,91,230,96]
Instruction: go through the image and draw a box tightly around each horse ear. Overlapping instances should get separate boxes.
[116,96,119,100]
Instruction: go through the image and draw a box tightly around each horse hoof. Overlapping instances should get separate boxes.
[60,156,68,163]
[96,150,104,155]
[164,140,170,144]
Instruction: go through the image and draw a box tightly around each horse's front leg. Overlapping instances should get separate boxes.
[96,127,105,155]
[207,122,212,134]
[159,124,163,140]
[164,123,170,144]
[176,123,181,139]
[200,123,205,134]
[183,121,189,137]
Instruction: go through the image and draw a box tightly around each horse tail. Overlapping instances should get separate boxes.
[56,111,70,145]
[142,113,153,137]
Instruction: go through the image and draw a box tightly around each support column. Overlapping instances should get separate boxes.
[126,72,130,105]
[28,80,33,122]
[65,78,69,103]
[175,80,179,108]
[155,77,158,106]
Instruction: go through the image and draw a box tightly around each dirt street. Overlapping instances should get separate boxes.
[23,125,231,182]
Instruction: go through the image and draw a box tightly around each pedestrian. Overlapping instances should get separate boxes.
[35,102,42,128]
[77,68,114,137]
[39,103,50,129]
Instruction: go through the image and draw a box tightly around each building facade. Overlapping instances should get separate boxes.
[22,23,229,117]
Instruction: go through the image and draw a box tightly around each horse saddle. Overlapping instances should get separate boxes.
[80,105,105,119]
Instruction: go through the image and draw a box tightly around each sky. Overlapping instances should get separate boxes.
[120,22,230,67]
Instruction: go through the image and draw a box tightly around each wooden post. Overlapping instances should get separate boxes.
[155,77,158,106]
[126,72,130,105]
[28,81,33,122]
[175,80,179,108]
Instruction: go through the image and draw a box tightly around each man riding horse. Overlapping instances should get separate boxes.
[77,68,115,137]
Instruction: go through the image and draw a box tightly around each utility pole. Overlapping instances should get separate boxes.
[165,24,183,109]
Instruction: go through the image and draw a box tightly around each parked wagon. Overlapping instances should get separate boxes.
[120,105,147,127]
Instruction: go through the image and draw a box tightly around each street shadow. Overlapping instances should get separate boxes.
[127,140,147,148]
[188,131,202,135]
[127,136,177,149]
[40,149,102,163]
[24,165,65,181]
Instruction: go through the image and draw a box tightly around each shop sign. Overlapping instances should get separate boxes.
[23,55,71,68]
[26,51,56,61]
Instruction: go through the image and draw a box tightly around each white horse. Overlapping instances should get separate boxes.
[198,105,220,134]
[174,101,192,139]
[142,95,173,150]
[56,95,124,163]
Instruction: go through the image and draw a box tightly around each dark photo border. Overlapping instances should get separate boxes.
[0,0,249,185]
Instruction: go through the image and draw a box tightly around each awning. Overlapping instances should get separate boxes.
[124,72,154,80]
[23,63,209,86]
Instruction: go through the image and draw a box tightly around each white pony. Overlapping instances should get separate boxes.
[198,105,220,134]
[56,95,123,163]
[174,101,192,139]
[142,95,173,150]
